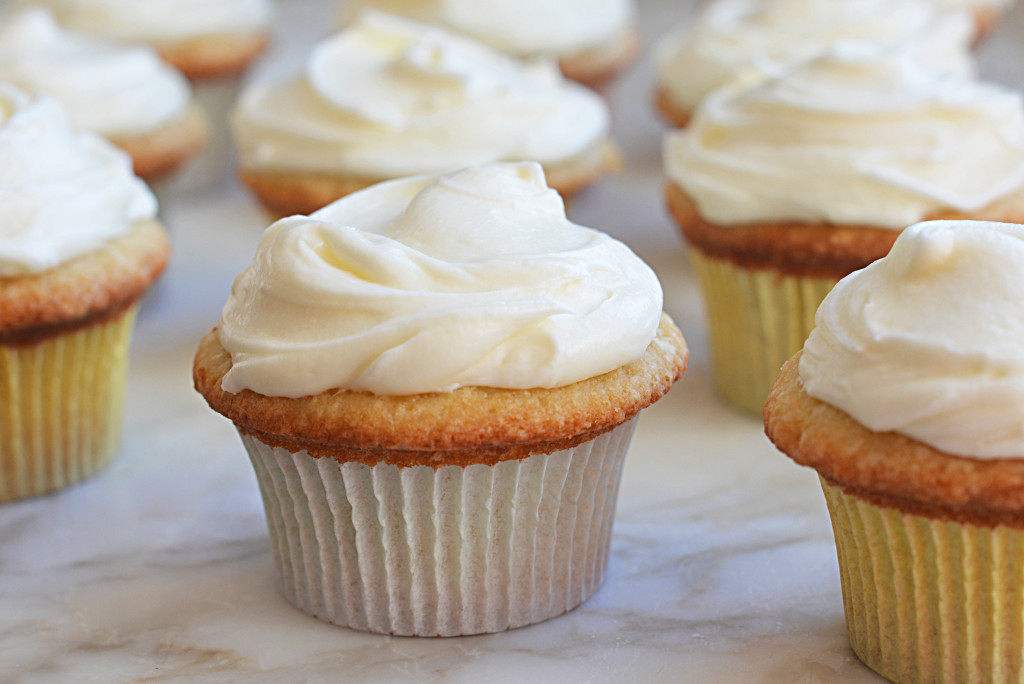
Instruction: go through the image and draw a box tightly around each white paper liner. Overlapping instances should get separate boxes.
[239,417,637,636]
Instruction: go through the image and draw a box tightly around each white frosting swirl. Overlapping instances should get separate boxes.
[0,85,157,277]
[218,163,662,398]
[340,0,634,57]
[12,0,272,43]
[232,12,609,178]
[0,9,190,137]
[800,220,1024,459]
[656,0,976,113]
[664,44,1024,229]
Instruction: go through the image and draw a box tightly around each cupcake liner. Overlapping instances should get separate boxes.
[239,417,638,636]
[0,306,138,503]
[689,249,838,415]
[821,478,1024,684]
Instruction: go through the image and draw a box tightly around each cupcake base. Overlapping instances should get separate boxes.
[689,248,836,415]
[0,307,138,502]
[240,418,637,636]
[822,479,1024,684]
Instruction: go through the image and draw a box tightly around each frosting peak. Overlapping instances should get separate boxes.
[664,46,1024,228]
[800,220,1024,458]
[233,12,609,178]
[218,163,663,397]
[0,85,157,277]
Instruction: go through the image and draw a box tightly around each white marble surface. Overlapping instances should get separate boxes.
[3,1,1024,682]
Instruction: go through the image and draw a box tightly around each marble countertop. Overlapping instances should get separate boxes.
[4,2,1024,682]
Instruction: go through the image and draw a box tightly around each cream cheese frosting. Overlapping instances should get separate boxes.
[0,85,157,277]
[218,163,663,398]
[663,43,1024,229]
[799,220,1024,459]
[0,9,190,137]
[232,12,610,179]
[656,0,976,114]
[12,0,272,44]
[340,0,635,57]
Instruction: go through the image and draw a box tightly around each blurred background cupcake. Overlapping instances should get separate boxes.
[654,0,975,127]
[337,0,639,89]
[663,43,1024,414]
[0,8,208,188]
[12,0,274,192]
[194,163,687,636]
[766,219,1024,684]
[233,12,619,217]
[932,0,1017,37]
[0,84,169,502]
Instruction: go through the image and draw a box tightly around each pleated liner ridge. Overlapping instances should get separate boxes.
[689,249,837,416]
[0,306,138,502]
[822,479,1024,684]
[241,417,638,636]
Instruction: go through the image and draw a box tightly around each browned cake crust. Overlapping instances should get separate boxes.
[665,182,1024,278]
[158,31,270,80]
[239,139,623,218]
[194,314,687,467]
[653,88,691,128]
[765,353,1024,529]
[558,26,641,90]
[112,104,210,182]
[0,220,170,346]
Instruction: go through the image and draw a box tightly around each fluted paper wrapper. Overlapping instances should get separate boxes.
[0,307,138,503]
[822,479,1024,684]
[690,249,837,415]
[239,417,637,636]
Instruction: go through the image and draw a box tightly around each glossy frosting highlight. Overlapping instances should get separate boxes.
[232,12,609,178]
[664,44,1024,228]
[656,0,976,113]
[0,86,157,277]
[218,163,663,397]
[800,220,1024,459]
[0,9,190,137]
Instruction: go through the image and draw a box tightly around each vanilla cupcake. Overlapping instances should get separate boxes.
[193,163,687,636]
[765,219,1024,684]
[339,0,639,88]
[655,0,975,127]
[0,85,169,502]
[233,12,620,217]
[663,44,1024,414]
[0,9,207,183]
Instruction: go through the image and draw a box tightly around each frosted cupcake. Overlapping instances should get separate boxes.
[765,220,1024,684]
[0,85,169,502]
[339,0,639,88]
[655,0,975,127]
[663,44,1024,414]
[193,162,687,636]
[0,9,208,183]
[233,12,619,217]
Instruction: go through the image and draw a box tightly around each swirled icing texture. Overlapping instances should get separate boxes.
[663,45,1024,229]
[656,0,976,113]
[0,9,190,137]
[800,220,1024,458]
[232,12,609,179]
[11,0,272,43]
[218,163,663,398]
[0,85,157,277]
[340,0,634,57]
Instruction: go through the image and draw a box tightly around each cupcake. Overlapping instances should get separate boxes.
[193,162,687,636]
[0,85,169,502]
[931,0,1017,38]
[765,219,1024,684]
[0,8,208,183]
[663,43,1024,415]
[338,0,639,88]
[654,0,975,127]
[233,12,620,218]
